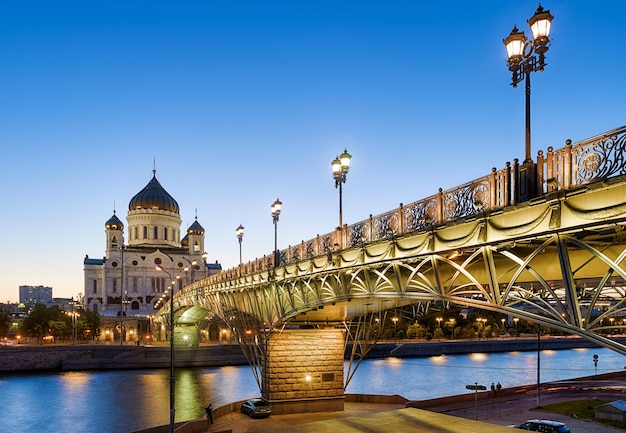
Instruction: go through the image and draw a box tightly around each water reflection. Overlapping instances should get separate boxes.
[468,352,488,362]
[0,347,623,433]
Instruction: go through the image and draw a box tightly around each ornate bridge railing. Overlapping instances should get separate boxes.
[538,125,626,193]
[210,125,626,282]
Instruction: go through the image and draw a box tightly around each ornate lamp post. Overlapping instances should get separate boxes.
[236,224,245,266]
[331,149,352,228]
[271,199,282,267]
[119,244,125,346]
[503,4,553,201]
[156,266,176,433]
[182,257,198,284]
[68,298,80,345]
[391,316,399,344]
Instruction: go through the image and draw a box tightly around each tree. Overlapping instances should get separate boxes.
[49,319,71,341]
[22,304,51,343]
[0,308,9,338]
[80,309,101,341]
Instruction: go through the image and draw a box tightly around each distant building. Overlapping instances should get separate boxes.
[596,399,626,421]
[51,298,75,311]
[83,169,222,321]
[19,285,52,307]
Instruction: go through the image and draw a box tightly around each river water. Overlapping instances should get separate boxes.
[1,347,624,433]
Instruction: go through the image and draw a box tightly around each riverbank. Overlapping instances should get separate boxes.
[0,335,621,373]
[136,372,626,433]
[347,334,621,360]
[0,343,249,372]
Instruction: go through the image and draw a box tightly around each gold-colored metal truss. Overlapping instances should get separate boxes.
[167,176,626,357]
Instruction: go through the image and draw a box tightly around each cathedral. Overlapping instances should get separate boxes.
[83,169,221,322]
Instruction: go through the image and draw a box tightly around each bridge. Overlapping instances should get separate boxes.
[157,125,626,414]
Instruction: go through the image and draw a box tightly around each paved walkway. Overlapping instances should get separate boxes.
[201,402,516,433]
[429,377,626,433]
[198,376,626,433]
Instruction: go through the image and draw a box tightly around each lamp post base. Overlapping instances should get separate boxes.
[515,159,537,203]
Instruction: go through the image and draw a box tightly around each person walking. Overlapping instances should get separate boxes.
[205,403,213,424]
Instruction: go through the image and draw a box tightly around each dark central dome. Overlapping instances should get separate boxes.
[128,170,180,213]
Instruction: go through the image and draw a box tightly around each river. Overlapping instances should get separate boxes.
[0,347,623,433]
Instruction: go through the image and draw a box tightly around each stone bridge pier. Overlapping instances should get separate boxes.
[262,328,345,414]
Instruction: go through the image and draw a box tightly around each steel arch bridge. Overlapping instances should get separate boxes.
[159,125,626,360]
[173,175,626,353]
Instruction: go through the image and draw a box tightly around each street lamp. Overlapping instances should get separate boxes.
[392,316,399,344]
[156,265,176,433]
[236,224,245,266]
[331,149,352,228]
[181,257,199,284]
[119,244,125,346]
[67,299,80,345]
[271,198,282,267]
[503,4,553,200]
[119,293,130,345]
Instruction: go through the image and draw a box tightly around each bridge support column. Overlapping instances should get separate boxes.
[262,328,345,414]
[173,325,200,348]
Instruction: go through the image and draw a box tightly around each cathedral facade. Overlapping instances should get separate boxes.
[83,170,221,320]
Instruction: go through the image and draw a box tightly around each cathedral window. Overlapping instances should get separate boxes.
[134,227,138,240]
[194,241,200,252]
[111,236,118,248]
[132,277,138,292]
[92,280,97,294]
[164,227,168,240]
[112,279,117,293]
[154,227,158,239]
[143,226,148,239]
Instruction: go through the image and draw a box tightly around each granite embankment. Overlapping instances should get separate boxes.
[362,335,617,358]
[0,344,249,372]
[0,336,619,373]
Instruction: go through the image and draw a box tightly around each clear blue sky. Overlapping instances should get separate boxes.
[1,1,624,303]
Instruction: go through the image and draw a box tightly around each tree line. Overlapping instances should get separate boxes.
[1,304,100,344]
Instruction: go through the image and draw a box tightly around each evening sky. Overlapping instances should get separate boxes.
[1,1,625,302]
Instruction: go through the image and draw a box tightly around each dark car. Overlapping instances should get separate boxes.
[240,399,271,418]
[512,419,570,433]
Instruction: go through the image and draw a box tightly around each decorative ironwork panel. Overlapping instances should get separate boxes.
[290,245,300,262]
[349,222,365,248]
[443,180,490,221]
[320,233,334,254]
[573,129,626,184]
[305,241,315,259]
[373,212,398,239]
[404,199,436,232]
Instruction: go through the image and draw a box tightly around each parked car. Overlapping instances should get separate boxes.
[511,419,570,433]
[240,399,271,418]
